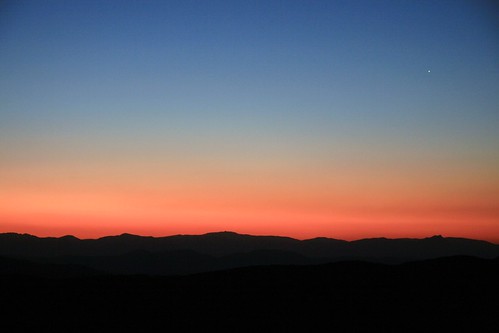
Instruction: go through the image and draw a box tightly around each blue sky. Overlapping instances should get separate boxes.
[1,0,498,239]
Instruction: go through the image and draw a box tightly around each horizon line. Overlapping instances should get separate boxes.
[2,230,498,245]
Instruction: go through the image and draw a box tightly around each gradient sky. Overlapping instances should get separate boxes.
[1,0,498,241]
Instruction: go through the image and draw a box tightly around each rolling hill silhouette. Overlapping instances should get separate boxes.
[1,231,498,275]
[0,255,104,278]
[1,232,499,331]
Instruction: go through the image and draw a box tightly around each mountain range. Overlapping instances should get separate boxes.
[1,231,499,331]
[1,231,498,276]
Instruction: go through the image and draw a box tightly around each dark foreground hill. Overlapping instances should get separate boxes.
[1,256,498,332]
[1,231,498,275]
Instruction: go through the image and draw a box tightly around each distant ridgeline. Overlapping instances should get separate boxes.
[1,232,498,275]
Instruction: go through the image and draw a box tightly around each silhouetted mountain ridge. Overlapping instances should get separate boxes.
[1,231,498,275]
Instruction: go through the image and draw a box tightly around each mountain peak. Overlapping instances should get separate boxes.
[119,233,140,237]
[205,231,241,236]
[428,235,444,239]
[60,235,79,240]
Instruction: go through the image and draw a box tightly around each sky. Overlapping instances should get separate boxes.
[1,0,498,241]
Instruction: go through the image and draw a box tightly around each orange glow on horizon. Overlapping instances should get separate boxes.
[1,187,498,243]
[1,150,498,243]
